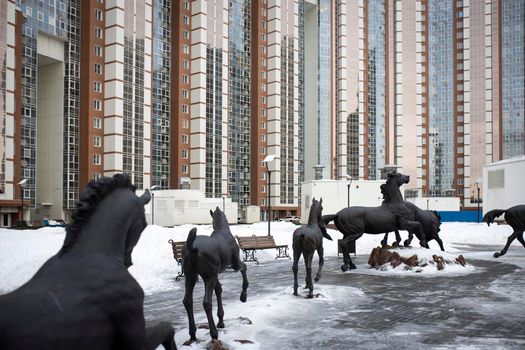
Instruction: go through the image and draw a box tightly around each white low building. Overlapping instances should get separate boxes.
[140,190,238,227]
[483,156,525,216]
[300,179,386,223]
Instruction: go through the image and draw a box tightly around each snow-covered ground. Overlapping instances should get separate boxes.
[0,221,516,294]
[1,221,524,349]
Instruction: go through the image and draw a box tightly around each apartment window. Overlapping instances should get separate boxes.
[93,100,101,111]
[94,63,102,74]
[182,89,189,99]
[182,60,189,69]
[261,185,266,193]
[95,9,103,21]
[94,117,102,129]
[260,96,266,104]
[261,134,266,142]
[260,147,266,154]
[261,172,266,180]
[182,164,188,174]
[183,15,189,25]
[261,46,266,55]
[94,81,102,93]
[181,149,188,159]
[94,45,103,56]
[183,45,190,54]
[261,71,266,79]
[261,33,267,41]
[183,30,190,40]
[184,1,190,10]
[93,154,101,165]
[182,119,189,128]
[95,27,103,39]
[93,135,101,147]
[261,122,266,129]
[93,173,101,181]
[182,75,189,84]
[182,104,189,114]
[182,134,189,144]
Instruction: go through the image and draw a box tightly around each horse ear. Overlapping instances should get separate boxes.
[210,209,213,217]
[320,198,323,204]
[312,197,315,203]
[139,189,151,206]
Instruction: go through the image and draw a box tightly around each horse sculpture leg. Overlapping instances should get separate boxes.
[404,231,414,247]
[145,322,177,350]
[314,245,324,283]
[304,253,314,298]
[517,233,525,249]
[183,275,198,343]
[494,230,522,258]
[292,249,301,296]
[381,232,389,247]
[202,275,219,339]
[214,280,225,329]
[340,234,360,271]
[433,234,445,251]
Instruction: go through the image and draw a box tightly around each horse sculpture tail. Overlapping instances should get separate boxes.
[321,214,338,226]
[432,210,442,232]
[186,227,198,254]
[483,209,506,226]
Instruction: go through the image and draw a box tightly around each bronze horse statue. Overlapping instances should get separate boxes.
[292,198,331,298]
[483,204,525,258]
[0,174,176,350]
[322,172,426,271]
[381,203,444,251]
[182,207,248,344]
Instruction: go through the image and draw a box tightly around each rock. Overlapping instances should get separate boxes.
[432,255,445,270]
[207,339,228,350]
[235,340,254,344]
[455,255,466,266]
[237,316,252,325]
[401,254,418,267]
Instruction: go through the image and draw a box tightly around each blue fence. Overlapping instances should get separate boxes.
[437,210,482,223]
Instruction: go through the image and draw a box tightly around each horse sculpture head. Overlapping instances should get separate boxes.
[308,197,323,225]
[210,206,229,231]
[59,173,151,268]
[382,172,410,203]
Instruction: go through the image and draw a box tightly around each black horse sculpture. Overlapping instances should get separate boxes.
[0,174,176,350]
[292,198,331,298]
[381,203,444,251]
[182,207,248,344]
[483,205,525,258]
[322,172,426,271]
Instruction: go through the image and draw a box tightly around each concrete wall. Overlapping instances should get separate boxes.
[36,34,64,220]
[300,179,387,223]
[408,197,460,211]
[142,189,238,226]
[483,156,525,215]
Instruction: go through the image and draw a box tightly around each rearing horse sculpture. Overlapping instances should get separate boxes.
[0,174,176,350]
[292,198,331,298]
[182,207,248,344]
[323,172,426,271]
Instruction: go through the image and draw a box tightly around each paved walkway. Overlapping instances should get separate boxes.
[144,245,525,349]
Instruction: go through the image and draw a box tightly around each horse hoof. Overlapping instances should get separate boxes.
[293,291,298,296]
[307,293,314,299]
[403,240,410,247]
[314,277,320,282]
[349,264,357,270]
[493,252,500,258]
[341,264,348,272]
[381,241,387,247]
[240,293,247,303]
[183,338,196,346]
[217,321,225,329]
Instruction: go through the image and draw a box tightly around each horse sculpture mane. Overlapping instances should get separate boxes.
[60,174,135,255]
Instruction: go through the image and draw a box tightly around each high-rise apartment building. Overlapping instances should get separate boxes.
[325,0,524,208]
[0,0,523,225]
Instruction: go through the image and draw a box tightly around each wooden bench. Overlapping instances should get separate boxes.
[167,239,185,281]
[235,235,290,264]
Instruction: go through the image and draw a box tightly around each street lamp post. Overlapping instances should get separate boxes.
[263,155,276,237]
[346,174,353,207]
[474,180,481,223]
[150,185,158,225]
[18,179,28,224]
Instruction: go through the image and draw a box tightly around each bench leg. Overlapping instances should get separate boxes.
[175,260,185,281]
[242,249,259,265]
[275,246,291,260]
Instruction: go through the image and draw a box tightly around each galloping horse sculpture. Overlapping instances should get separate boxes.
[483,205,525,258]
[182,207,248,344]
[292,198,331,298]
[0,174,176,350]
[323,172,426,271]
[381,203,444,251]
